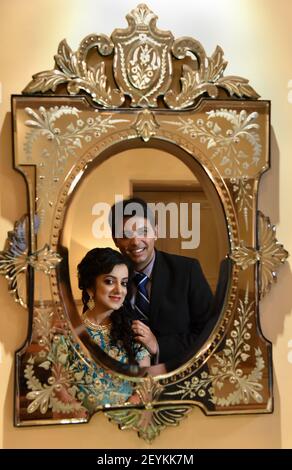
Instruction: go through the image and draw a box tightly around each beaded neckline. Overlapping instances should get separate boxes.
[83,317,111,331]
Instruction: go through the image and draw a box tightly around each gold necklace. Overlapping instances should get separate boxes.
[83,316,111,331]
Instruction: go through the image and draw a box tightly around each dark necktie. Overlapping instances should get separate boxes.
[133,272,150,323]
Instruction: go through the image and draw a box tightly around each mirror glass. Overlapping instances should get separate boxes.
[60,146,229,371]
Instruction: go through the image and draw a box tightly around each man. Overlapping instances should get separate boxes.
[109,197,213,370]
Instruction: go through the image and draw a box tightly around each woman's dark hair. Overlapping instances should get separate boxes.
[77,247,137,364]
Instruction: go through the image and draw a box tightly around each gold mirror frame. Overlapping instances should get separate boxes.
[0,4,289,442]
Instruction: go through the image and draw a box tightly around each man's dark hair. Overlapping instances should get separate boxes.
[109,197,155,238]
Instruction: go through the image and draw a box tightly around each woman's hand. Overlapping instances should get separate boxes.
[147,363,167,376]
[132,319,158,356]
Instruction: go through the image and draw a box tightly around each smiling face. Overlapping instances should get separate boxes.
[114,216,157,271]
[91,264,129,313]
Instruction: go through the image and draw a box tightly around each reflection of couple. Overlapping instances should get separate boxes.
[79,197,213,373]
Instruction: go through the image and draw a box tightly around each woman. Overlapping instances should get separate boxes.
[77,247,150,368]
[48,248,158,417]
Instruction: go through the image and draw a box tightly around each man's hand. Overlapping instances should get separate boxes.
[132,319,158,356]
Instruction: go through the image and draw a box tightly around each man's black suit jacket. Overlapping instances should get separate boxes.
[131,250,213,366]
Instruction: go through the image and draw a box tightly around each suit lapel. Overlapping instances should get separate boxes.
[149,250,167,321]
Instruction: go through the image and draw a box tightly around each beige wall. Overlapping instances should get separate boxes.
[0,0,292,449]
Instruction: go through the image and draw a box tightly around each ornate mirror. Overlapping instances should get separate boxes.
[0,4,288,442]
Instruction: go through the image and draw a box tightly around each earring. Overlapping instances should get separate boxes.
[87,294,95,311]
